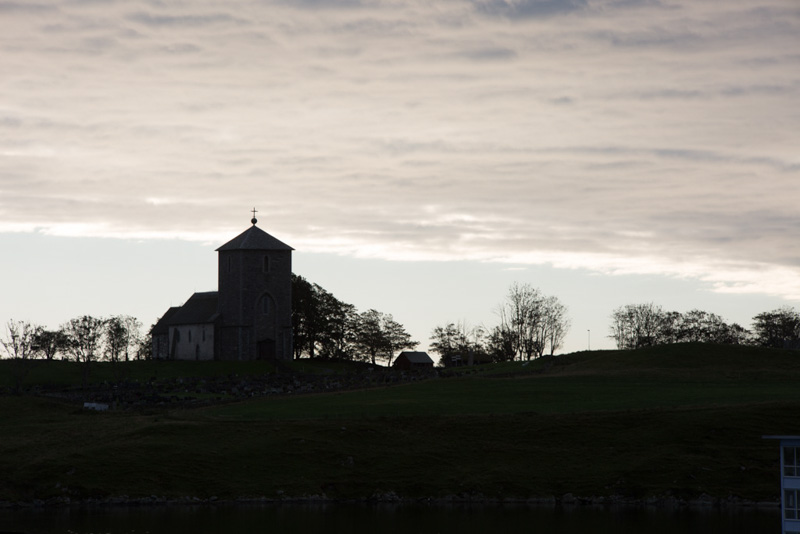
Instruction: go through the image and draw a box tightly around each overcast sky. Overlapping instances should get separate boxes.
[1,0,799,355]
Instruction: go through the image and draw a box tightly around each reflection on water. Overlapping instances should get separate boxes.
[0,503,780,534]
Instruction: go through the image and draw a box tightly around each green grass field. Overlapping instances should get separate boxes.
[1,343,798,503]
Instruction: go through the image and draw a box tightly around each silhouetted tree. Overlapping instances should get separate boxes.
[720,323,750,345]
[103,315,142,362]
[292,274,320,359]
[353,309,384,365]
[609,303,666,349]
[122,316,143,361]
[292,274,359,360]
[292,274,416,363]
[1,320,43,393]
[1,320,41,360]
[138,328,153,360]
[430,321,489,367]
[33,329,68,361]
[675,310,746,344]
[657,311,682,345]
[62,315,106,388]
[486,325,516,362]
[496,283,543,360]
[104,316,127,363]
[610,304,751,349]
[752,307,800,349]
[430,323,464,367]
[316,289,358,360]
[496,283,570,359]
[353,309,417,366]
[542,296,571,356]
[320,300,357,360]
[383,316,418,366]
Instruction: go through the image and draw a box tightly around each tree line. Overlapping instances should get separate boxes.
[292,274,417,365]
[1,275,419,368]
[430,282,571,367]
[0,315,147,363]
[9,282,794,368]
[609,303,800,350]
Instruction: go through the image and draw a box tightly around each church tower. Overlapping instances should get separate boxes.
[215,210,293,360]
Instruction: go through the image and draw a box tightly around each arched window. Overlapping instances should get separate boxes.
[259,294,275,316]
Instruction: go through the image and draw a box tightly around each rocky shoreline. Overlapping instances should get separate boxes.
[0,493,780,510]
[27,365,442,410]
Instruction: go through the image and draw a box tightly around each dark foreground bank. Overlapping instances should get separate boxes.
[0,502,783,534]
[2,345,799,504]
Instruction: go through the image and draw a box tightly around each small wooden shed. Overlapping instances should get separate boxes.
[393,351,434,370]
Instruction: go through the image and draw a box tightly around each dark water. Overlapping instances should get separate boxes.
[0,503,780,534]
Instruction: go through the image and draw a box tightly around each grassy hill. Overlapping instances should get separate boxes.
[1,343,798,503]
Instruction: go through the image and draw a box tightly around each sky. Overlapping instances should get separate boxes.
[1,0,799,356]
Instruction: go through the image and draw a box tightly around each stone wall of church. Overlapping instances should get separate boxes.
[217,248,292,360]
[169,324,215,361]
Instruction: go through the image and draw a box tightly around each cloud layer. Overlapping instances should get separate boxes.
[2,0,799,298]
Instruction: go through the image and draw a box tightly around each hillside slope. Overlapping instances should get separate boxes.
[1,344,798,503]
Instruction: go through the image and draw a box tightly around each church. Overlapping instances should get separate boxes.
[151,211,293,360]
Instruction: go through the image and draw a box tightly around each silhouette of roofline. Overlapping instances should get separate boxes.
[398,351,434,364]
[216,225,293,252]
[163,291,220,326]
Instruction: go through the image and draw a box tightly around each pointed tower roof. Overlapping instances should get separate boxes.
[216,224,294,251]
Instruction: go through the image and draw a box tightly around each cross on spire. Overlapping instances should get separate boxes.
[251,207,258,226]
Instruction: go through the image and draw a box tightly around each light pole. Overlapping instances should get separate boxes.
[588,329,591,351]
